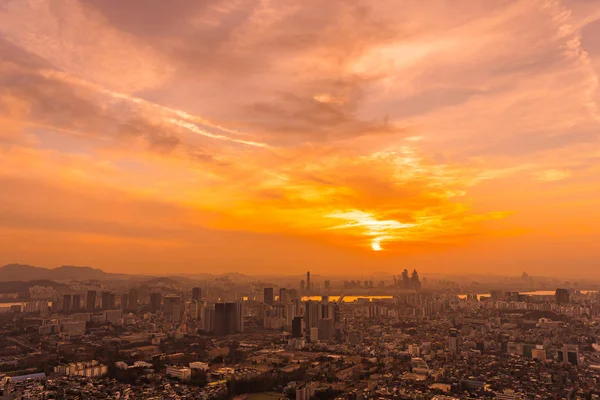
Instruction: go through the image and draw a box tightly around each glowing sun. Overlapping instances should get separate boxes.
[371,238,382,251]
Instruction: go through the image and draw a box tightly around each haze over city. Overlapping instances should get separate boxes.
[3,2,600,399]
[1,0,600,277]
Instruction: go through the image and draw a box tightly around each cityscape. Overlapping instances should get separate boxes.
[0,265,599,399]
[2,0,600,399]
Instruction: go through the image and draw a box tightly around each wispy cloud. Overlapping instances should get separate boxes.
[1,0,600,274]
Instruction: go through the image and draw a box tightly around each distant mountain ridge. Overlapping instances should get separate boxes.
[0,264,129,282]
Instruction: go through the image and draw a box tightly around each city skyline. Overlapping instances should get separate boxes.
[2,0,600,276]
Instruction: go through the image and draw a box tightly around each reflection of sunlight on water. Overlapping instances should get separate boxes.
[457,290,597,300]
[301,295,393,302]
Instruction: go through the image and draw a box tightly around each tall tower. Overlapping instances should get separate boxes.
[448,328,459,355]
[264,288,274,306]
[101,291,114,310]
[306,271,311,291]
[72,294,81,312]
[150,292,162,313]
[128,288,138,311]
[121,294,129,311]
[555,288,570,305]
[236,300,244,333]
[279,288,288,304]
[86,290,97,311]
[192,287,201,302]
[163,295,182,321]
[63,294,72,313]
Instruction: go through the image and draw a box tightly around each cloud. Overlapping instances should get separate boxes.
[535,169,572,182]
[0,0,171,92]
[1,0,600,274]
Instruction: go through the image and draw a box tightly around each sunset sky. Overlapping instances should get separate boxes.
[1,0,600,276]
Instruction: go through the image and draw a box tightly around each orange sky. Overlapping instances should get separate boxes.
[1,0,600,276]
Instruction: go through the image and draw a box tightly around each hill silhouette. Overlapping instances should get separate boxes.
[0,264,130,282]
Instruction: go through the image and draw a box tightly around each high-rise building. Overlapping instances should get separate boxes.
[279,288,288,304]
[121,294,129,311]
[214,302,242,335]
[163,295,182,321]
[72,294,81,312]
[225,302,237,334]
[264,288,274,306]
[150,292,162,313]
[555,288,570,305]
[306,271,311,291]
[101,291,109,310]
[296,383,316,400]
[101,291,115,310]
[172,303,182,323]
[333,303,341,324]
[348,330,362,345]
[304,300,321,330]
[309,327,319,342]
[448,328,459,355]
[86,291,96,311]
[292,316,304,338]
[562,344,579,366]
[300,280,305,290]
[63,294,72,313]
[317,318,334,341]
[324,280,330,290]
[190,300,199,321]
[128,289,138,311]
[202,306,215,332]
[236,301,244,333]
[214,303,227,335]
[192,287,201,303]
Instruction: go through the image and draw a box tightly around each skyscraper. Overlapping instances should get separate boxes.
[214,303,227,335]
[192,287,201,302]
[304,300,321,330]
[264,287,274,306]
[202,306,215,333]
[292,316,304,338]
[306,271,311,291]
[236,300,244,333]
[128,288,138,311]
[214,302,242,335]
[72,294,81,312]
[101,291,115,310]
[225,302,237,334]
[279,288,287,304]
[163,295,182,321]
[86,291,96,311]
[150,292,162,313]
[333,303,341,323]
[190,300,199,320]
[63,294,72,313]
[318,318,334,341]
[101,291,110,310]
[448,328,459,355]
[555,288,570,304]
[121,294,129,311]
